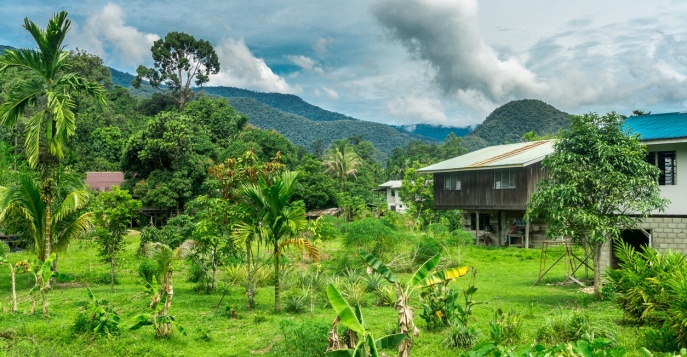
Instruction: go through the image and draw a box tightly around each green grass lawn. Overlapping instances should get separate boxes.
[0,234,642,356]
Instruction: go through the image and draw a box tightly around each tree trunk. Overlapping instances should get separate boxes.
[274,240,280,312]
[159,270,174,336]
[211,247,217,292]
[10,267,17,313]
[110,256,116,291]
[246,240,254,309]
[592,241,603,296]
[41,281,48,317]
[44,204,51,261]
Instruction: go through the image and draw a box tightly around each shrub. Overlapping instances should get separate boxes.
[380,210,405,230]
[443,324,478,349]
[489,308,522,346]
[606,241,687,347]
[72,288,121,336]
[415,236,442,264]
[283,290,308,314]
[319,215,344,241]
[138,225,162,253]
[138,258,160,284]
[450,229,475,245]
[343,218,398,258]
[639,323,680,353]
[272,319,330,357]
[535,310,616,345]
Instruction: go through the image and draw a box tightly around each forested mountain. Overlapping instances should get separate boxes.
[392,123,471,141]
[202,87,357,122]
[461,99,570,151]
[227,97,422,154]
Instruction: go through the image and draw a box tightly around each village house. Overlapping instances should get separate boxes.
[418,140,554,247]
[418,112,687,271]
[376,180,407,213]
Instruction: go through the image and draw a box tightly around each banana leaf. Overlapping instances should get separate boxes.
[359,249,397,284]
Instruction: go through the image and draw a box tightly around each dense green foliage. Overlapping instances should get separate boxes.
[606,242,687,349]
[527,112,668,294]
[227,97,423,155]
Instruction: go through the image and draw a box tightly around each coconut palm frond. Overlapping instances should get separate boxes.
[278,238,320,261]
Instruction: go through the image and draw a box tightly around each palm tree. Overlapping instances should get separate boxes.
[0,170,92,261]
[0,11,105,261]
[323,140,362,192]
[238,171,317,312]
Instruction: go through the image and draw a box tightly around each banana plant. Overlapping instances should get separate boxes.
[131,242,190,337]
[325,284,406,357]
[19,253,72,317]
[359,249,469,357]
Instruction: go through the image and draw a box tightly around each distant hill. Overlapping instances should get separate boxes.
[0,45,15,54]
[227,97,423,154]
[461,99,570,151]
[110,67,135,88]
[392,123,471,141]
[203,87,356,122]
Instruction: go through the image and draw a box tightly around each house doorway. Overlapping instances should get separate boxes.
[610,229,650,269]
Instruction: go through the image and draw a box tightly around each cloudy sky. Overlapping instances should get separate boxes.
[3,0,687,127]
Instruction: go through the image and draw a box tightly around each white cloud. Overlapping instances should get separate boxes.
[73,3,159,67]
[370,0,545,106]
[387,95,448,125]
[287,55,324,74]
[209,37,296,93]
[313,37,334,57]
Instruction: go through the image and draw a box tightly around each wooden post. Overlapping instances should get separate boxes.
[475,210,480,245]
[525,220,530,249]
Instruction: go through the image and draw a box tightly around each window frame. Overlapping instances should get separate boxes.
[444,173,461,191]
[646,151,677,186]
[494,169,516,189]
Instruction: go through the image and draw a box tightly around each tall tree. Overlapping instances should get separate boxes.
[133,32,220,112]
[323,140,362,192]
[527,112,669,295]
[92,186,141,290]
[237,171,317,312]
[0,11,105,261]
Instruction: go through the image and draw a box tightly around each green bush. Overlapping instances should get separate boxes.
[138,258,160,284]
[535,310,616,345]
[639,323,680,353]
[606,241,687,348]
[319,215,344,241]
[380,210,405,230]
[343,218,398,258]
[272,320,330,357]
[443,324,478,349]
[415,236,442,264]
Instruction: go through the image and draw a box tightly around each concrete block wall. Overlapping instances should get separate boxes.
[600,215,687,273]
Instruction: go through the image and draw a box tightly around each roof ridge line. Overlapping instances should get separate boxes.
[467,141,549,168]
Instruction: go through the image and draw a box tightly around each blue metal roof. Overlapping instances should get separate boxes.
[624,112,687,141]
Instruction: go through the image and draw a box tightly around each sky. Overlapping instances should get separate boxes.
[3,0,687,127]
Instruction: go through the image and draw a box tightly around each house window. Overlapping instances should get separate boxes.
[646,151,677,185]
[444,173,461,190]
[494,170,516,189]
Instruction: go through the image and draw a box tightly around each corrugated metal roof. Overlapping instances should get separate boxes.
[378,180,402,189]
[86,172,125,191]
[418,140,555,173]
[623,112,687,141]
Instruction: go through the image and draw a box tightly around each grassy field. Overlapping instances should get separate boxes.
[0,232,643,356]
